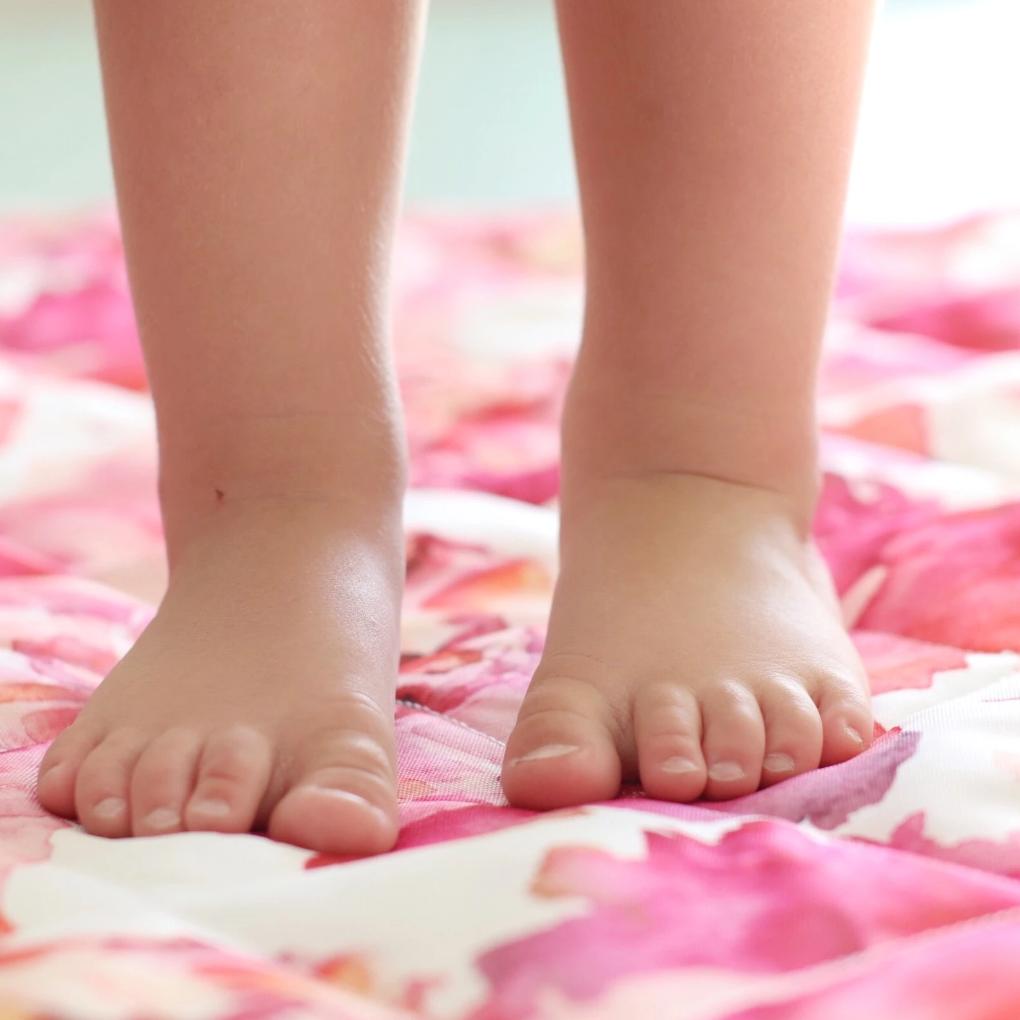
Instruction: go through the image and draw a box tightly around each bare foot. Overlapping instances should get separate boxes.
[502,470,873,808]
[36,498,403,855]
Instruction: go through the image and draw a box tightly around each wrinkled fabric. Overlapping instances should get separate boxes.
[1,210,1020,1018]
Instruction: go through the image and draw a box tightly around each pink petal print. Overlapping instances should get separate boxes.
[472,821,1020,1020]
[615,727,916,831]
[826,402,931,456]
[0,537,63,578]
[305,805,536,868]
[21,706,80,744]
[813,473,940,596]
[869,284,1020,353]
[725,915,1020,1020]
[857,501,1020,651]
[882,811,1020,881]
[853,631,969,695]
[12,635,120,676]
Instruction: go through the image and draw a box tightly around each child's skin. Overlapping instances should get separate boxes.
[37,0,877,854]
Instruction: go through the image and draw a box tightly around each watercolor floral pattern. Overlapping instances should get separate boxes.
[1,210,1020,1016]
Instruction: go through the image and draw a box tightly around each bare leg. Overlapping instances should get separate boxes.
[37,0,424,854]
[504,0,877,808]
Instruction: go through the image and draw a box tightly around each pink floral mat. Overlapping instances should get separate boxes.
[3,210,1020,1017]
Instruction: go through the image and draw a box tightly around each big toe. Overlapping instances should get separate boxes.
[37,728,95,820]
[268,728,398,856]
[502,662,623,810]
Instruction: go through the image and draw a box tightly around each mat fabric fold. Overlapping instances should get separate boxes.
[2,210,1020,1018]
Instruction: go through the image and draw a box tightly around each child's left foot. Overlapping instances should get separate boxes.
[502,467,873,808]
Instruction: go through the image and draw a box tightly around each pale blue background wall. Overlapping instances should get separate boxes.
[1,0,1018,222]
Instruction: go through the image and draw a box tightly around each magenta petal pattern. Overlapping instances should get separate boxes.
[2,210,1020,1017]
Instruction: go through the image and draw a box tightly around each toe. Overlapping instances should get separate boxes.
[130,728,203,836]
[502,664,623,810]
[38,730,96,819]
[184,725,272,834]
[633,682,707,801]
[757,677,824,787]
[73,729,146,837]
[268,728,397,856]
[815,671,874,766]
[700,681,765,799]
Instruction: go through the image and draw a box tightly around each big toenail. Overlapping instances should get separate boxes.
[314,789,392,828]
[708,761,745,782]
[661,756,699,774]
[145,808,181,831]
[844,723,865,746]
[763,753,795,773]
[190,798,231,818]
[512,743,580,765]
[94,797,125,818]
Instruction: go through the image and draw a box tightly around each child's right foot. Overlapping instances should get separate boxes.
[36,496,404,856]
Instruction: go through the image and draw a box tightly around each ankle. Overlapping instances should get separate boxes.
[156,420,407,571]
[560,354,820,529]
[167,490,404,581]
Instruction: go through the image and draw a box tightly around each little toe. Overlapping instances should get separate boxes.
[184,725,272,834]
[700,681,766,799]
[815,672,874,766]
[757,678,824,787]
[73,729,146,837]
[130,728,203,836]
[633,682,707,801]
[502,667,623,810]
[268,730,398,856]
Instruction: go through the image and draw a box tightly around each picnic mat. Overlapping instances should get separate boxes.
[2,209,1020,1018]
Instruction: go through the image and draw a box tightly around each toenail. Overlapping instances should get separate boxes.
[38,762,68,790]
[190,798,231,818]
[94,797,126,819]
[843,723,865,746]
[313,789,392,828]
[144,807,181,831]
[763,752,796,774]
[512,743,580,766]
[708,761,746,782]
[660,756,700,774]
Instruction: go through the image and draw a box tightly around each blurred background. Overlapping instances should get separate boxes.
[1,0,1018,224]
